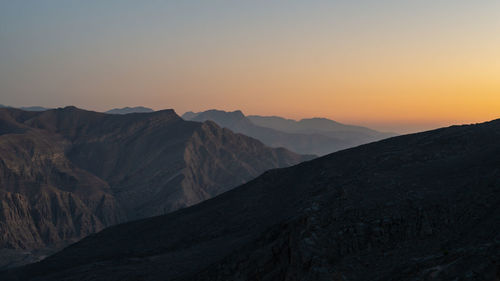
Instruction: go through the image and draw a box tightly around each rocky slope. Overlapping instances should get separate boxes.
[3,118,499,280]
[0,107,311,269]
[183,109,395,155]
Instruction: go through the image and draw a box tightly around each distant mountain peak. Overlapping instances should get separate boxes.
[183,109,396,155]
[182,109,251,128]
[200,109,245,119]
[0,104,50,111]
[299,117,340,124]
[181,111,198,120]
[147,109,180,121]
[61,105,79,111]
[106,106,154,114]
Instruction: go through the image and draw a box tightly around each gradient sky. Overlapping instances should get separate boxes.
[1,0,499,133]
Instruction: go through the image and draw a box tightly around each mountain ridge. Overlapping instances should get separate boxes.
[105,106,155,114]
[3,118,499,280]
[0,105,50,111]
[247,114,393,136]
[183,109,395,155]
[0,106,311,269]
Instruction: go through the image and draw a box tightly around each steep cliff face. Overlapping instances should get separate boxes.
[0,131,123,246]
[178,121,309,209]
[56,108,196,219]
[0,107,311,268]
[0,130,124,268]
[6,118,498,281]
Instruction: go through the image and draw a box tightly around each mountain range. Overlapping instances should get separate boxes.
[0,105,50,111]
[0,106,311,269]
[0,106,394,156]
[105,106,154,114]
[3,117,498,280]
[0,105,156,115]
[182,110,396,155]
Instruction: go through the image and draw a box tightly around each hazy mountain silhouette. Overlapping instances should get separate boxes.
[0,105,50,111]
[0,107,311,269]
[3,118,499,280]
[105,106,154,114]
[181,110,199,120]
[19,106,51,112]
[248,115,394,139]
[182,110,395,156]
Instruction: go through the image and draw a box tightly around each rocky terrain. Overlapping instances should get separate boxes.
[0,107,311,269]
[3,118,499,280]
[183,109,395,155]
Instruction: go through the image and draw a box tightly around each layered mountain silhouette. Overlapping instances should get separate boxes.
[0,107,311,269]
[182,110,395,155]
[3,118,499,280]
[248,115,390,139]
[0,105,50,111]
[105,106,154,114]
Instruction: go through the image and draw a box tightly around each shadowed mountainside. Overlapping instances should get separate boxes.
[0,107,311,269]
[183,110,395,156]
[4,118,499,280]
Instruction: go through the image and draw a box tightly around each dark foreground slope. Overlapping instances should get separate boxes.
[0,107,310,268]
[3,118,500,281]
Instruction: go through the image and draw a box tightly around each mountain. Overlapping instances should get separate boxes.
[248,115,397,146]
[182,110,350,156]
[181,111,199,120]
[0,107,311,269]
[3,118,499,280]
[182,110,395,156]
[19,106,50,112]
[248,115,394,139]
[105,106,154,114]
[0,105,50,111]
[183,109,255,129]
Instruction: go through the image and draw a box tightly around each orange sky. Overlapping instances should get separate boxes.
[1,1,499,133]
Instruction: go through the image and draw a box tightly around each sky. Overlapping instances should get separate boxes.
[0,0,499,133]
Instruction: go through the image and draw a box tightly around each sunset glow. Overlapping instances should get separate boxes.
[1,1,499,133]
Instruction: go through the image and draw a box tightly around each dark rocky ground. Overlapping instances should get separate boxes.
[2,118,499,280]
